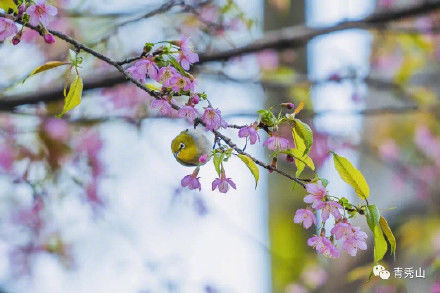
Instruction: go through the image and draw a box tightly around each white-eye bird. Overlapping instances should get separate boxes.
[171,129,211,166]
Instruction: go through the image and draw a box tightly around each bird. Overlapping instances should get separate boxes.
[171,129,211,166]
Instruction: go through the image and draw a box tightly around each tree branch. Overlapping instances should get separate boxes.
[0,11,309,188]
[1,2,438,108]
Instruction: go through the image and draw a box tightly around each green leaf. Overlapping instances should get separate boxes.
[331,152,370,200]
[291,148,314,177]
[379,216,396,257]
[57,76,83,117]
[373,225,388,265]
[23,61,68,83]
[293,119,313,156]
[238,154,259,188]
[366,205,380,231]
[168,56,188,76]
[213,152,224,176]
[0,0,17,12]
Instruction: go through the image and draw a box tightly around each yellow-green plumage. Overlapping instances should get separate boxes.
[171,129,211,166]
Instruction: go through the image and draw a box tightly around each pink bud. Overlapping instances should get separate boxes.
[18,4,26,16]
[199,154,208,164]
[12,36,20,45]
[190,94,199,105]
[44,33,55,44]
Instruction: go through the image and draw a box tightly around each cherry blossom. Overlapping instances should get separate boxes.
[263,134,291,151]
[314,201,343,222]
[26,0,58,26]
[212,173,236,193]
[238,124,260,145]
[293,209,317,229]
[181,174,201,191]
[151,99,173,116]
[303,181,326,206]
[202,107,227,131]
[0,18,18,41]
[307,236,340,258]
[178,105,199,122]
[156,66,178,87]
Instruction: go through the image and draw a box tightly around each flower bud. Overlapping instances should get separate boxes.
[18,4,26,17]
[190,94,199,105]
[269,157,277,173]
[44,33,56,44]
[12,35,20,45]
[281,103,295,110]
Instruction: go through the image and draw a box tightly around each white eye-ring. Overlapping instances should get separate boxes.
[179,143,185,149]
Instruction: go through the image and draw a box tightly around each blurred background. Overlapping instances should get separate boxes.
[1,0,440,292]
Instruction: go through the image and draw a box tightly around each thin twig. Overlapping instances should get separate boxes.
[0,11,309,188]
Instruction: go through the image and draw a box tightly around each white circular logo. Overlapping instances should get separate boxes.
[373,265,390,279]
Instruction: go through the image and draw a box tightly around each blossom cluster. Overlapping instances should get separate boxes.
[294,181,368,258]
[125,36,237,193]
[0,0,57,45]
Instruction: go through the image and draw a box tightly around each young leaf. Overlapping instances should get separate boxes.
[291,148,314,177]
[366,205,380,231]
[379,216,396,256]
[373,225,388,265]
[23,61,68,83]
[331,152,370,200]
[238,154,259,188]
[57,76,83,117]
[293,119,313,156]
[0,0,17,12]
[213,152,224,176]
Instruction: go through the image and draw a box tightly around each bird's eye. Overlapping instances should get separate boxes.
[179,143,185,149]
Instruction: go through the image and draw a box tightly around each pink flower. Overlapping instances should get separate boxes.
[44,118,69,142]
[212,173,236,193]
[151,98,173,116]
[156,66,177,87]
[178,105,199,122]
[293,209,316,229]
[331,221,367,256]
[303,181,326,206]
[263,134,290,151]
[190,94,199,105]
[181,174,201,191]
[202,107,227,131]
[307,236,340,258]
[314,201,342,222]
[170,74,194,92]
[341,227,368,256]
[44,33,55,44]
[199,154,208,164]
[26,0,58,26]
[127,58,158,83]
[238,124,260,145]
[178,50,199,71]
[330,221,352,239]
[0,18,18,41]
[177,36,199,70]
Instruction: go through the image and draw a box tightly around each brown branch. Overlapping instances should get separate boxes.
[0,11,309,188]
[198,1,440,63]
[2,2,438,108]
